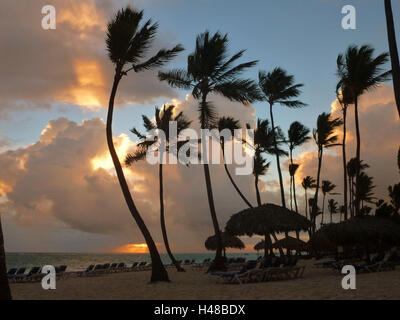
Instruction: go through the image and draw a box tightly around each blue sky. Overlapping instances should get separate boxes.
[1,0,399,151]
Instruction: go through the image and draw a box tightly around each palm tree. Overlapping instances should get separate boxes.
[126,105,191,272]
[328,199,339,224]
[337,45,390,216]
[388,183,400,215]
[347,158,369,217]
[321,180,337,225]
[339,205,345,222]
[217,117,253,208]
[384,0,400,117]
[357,172,375,211]
[159,31,260,270]
[105,7,183,282]
[287,122,310,213]
[258,68,306,208]
[0,217,11,300]
[311,113,342,233]
[302,176,316,220]
[336,84,352,221]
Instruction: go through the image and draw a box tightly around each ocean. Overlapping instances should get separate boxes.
[5,252,261,272]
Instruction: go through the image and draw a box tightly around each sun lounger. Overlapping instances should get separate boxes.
[8,267,26,279]
[7,268,17,277]
[212,260,261,284]
[14,266,42,282]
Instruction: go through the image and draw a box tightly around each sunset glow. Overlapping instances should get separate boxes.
[113,243,149,254]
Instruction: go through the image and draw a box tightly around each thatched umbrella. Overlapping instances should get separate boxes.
[272,236,307,252]
[254,240,266,252]
[226,204,312,256]
[309,216,400,259]
[205,232,245,257]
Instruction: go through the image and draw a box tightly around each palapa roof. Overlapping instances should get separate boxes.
[272,236,307,250]
[225,203,312,237]
[204,232,245,251]
[310,216,400,248]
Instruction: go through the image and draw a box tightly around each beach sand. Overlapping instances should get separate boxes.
[10,259,400,300]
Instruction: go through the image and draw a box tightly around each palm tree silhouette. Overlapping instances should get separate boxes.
[384,0,400,117]
[337,45,390,216]
[159,31,260,270]
[217,117,253,208]
[105,7,183,282]
[287,121,310,213]
[126,105,191,273]
[302,176,316,220]
[258,68,306,208]
[321,180,337,225]
[328,199,339,224]
[356,172,375,212]
[347,158,369,217]
[336,84,352,221]
[311,113,342,233]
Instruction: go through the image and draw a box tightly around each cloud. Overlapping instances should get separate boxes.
[0,94,286,252]
[0,0,178,117]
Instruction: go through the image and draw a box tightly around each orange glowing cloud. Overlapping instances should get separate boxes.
[58,1,104,33]
[113,243,150,254]
[58,59,107,109]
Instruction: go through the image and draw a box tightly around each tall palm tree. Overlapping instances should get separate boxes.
[258,68,306,208]
[336,84,352,221]
[105,7,183,282]
[321,180,337,225]
[328,199,339,224]
[384,0,400,117]
[0,217,11,300]
[287,121,310,213]
[217,117,253,208]
[288,163,300,211]
[126,105,191,272]
[159,31,260,270]
[337,45,390,216]
[302,176,316,220]
[311,113,342,234]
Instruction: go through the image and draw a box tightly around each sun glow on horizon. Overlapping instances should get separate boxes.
[113,243,150,254]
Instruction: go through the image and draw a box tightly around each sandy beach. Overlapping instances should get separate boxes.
[10,259,400,300]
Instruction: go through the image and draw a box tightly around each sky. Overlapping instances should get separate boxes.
[0,0,399,253]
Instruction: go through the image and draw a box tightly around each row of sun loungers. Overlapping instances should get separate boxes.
[7,265,67,282]
[314,251,398,274]
[212,256,305,284]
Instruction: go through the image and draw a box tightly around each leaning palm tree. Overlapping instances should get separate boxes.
[218,117,253,208]
[337,45,390,216]
[302,176,316,220]
[126,105,191,272]
[105,7,183,282]
[159,31,260,270]
[328,199,339,224]
[258,68,306,208]
[311,113,342,234]
[253,147,271,207]
[321,180,337,225]
[288,163,300,211]
[0,217,11,300]
[384,0,400,117]
[287,121,310,213]
[336,84,352,221]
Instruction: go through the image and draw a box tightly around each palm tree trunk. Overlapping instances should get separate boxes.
[293,175,299,213]
[354,97,361,217]
[312,148,323,234]
[271,233,285,257]
[107,73,169,282]
[321,194,326,226]
[304,188,308,220]
[264,234,268,258]
[201,94,224,272]
[290,176,293,211]
[0,216,11,300]
[269,103,286,208]
[255,175,262,207]
[159,163,185,272]
[222,146,253,208]
[203,162,224,270]
[385,0,400,118]
[349,176,353,218]
[342,107,348,220]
